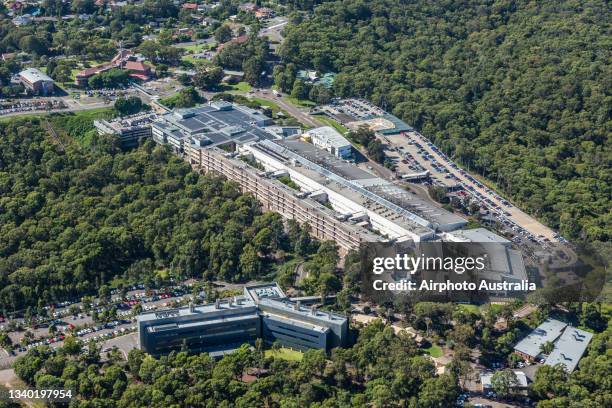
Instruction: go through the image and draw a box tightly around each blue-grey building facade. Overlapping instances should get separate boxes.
[137,283,348,357]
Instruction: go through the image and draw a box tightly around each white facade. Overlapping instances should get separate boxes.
[306,126,352,159]
[245,143,434,242]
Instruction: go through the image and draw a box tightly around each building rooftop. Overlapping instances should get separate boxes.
[124,60,149,72]
[481,371,528,388]
[545,326,593,372]
[514,318,568,358]
[244,283,287,303]
[306,126,351,148]
[153,103,273,148]
[19,68,53,83]
[448,228,511,245]
[258,297,347,328]
[253,139,465,236]
[137,296,256,323]
[94,112,157,134]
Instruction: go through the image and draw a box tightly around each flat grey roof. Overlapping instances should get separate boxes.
[138,297,256,323]
[244,282,286,302]
[481,371,528,388]
[152,103,273,148]
[545,327,593,372]
[258,298,347,326]
[147,311,259,333]
[19,68,53,83]
[262,312,330,333]
[306,126,351,148]
[450,228,511,244]
[254,140,439,237]
[514,318,567,358]
[367,184,467,229]
[275,139,375,181]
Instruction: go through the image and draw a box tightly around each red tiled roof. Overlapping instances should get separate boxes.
[217,35,250,51]
[129,73,149,81]
[182,3,197,9]
[124,61,149,73]
[233,35,249,44]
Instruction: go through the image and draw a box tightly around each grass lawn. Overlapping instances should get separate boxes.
[284,96,317,107]
[0,113,46,123]
[55,107,114,123]
[228,81,252,93]
[486,303,505,314]
[181,55,208,65]
[248,97,281,114]
[178,43,206,52]
[265,347,303,362]
[316,115,350,135]
[70,68,82,81]
[455,303,481,314]
[423,344,443,358]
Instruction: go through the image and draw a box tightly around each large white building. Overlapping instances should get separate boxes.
[305,126,352,159]
[244,139,467,242]
[18,68,54,96]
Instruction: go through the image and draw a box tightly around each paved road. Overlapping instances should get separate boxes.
[259,17,288,43]
[0,100,109,119]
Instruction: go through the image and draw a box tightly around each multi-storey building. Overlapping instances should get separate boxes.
[137,283,348,357]
[18,68,54,96]
[185,145,379,251]
[94,112,156,147]
[304,126,353,159]
[148,101,506,250]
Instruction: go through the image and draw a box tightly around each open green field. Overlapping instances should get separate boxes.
[284,96,317,107]
[228,81,252,93]
[248,97,281,114]
[316,115,350,135]
[455,304,481,314]
[181,44,205,52]
[265,347,304,362]
[181,55,210,65]
[423,344,443,358]
[177,43,211,53]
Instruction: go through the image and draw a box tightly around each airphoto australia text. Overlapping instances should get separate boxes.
[371,254,536,293]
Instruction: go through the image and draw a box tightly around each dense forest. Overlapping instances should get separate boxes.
[280,0,611,249]
[0,118,337,313]
[11,321,460,408]
[9,317,612,407]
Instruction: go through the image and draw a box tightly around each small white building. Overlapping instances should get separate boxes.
[12,14,32,26]
[480,370,528,393]
[305,126,352,159]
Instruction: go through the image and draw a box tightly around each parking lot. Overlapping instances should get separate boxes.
[0,98,69,115]
[0,284,197,368]
[381,130,561,244]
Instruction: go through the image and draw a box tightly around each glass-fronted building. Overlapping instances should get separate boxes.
[137,283,348,357]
